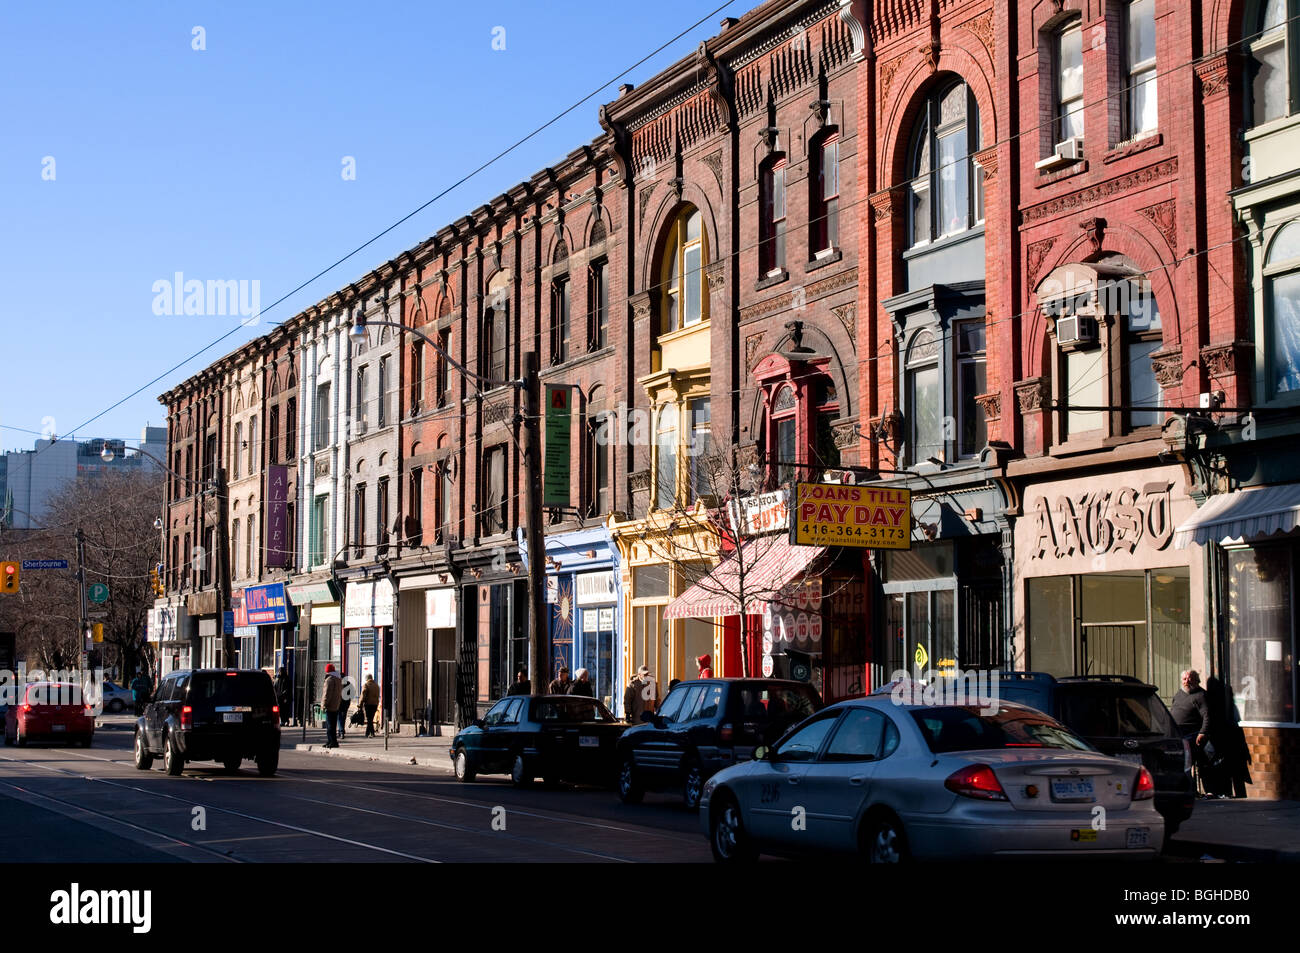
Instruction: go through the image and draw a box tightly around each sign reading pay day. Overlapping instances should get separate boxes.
[791,482,912,549]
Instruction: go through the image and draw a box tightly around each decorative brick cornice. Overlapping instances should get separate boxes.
[830,302,856,339]
[702,149,724,192]
[879,53,906,105]
[638,187,655,224]
[974,391,1001,423]
[960,11,994,59]
[1200,341,1251,379]
[1195,54,1231,99]
[1150,347,1186,388]
[745,332,766,373]
[870,190,898,222]
[837,0,867,63]
[628,469,652,493]
[483,401,512,427]
[1026,236,1058,287]
[831,417,860,449]
[973,146,998,182]
[738,267,857,322]
[1022,158,1178,223]
[630,290,654,325]
[1015,377,1048,414]
[705,260,726,293]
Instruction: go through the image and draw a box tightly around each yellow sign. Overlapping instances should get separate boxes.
[791,482,911,549]
[914,643,929,670]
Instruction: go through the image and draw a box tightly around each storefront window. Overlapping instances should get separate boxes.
[1228,546,1296,723]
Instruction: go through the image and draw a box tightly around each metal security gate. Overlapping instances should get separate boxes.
[436,660,457,726]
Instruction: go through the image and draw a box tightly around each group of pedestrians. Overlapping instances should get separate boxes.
[319,664,382,747]
[1172,668,1252,798]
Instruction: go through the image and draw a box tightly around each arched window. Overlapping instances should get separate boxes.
[655,403,679,510]
[906,329,942,464]
[772,385,797,485]
[660,206,708,336]
[1248,0,1293,127]
[907,81,983,247]
[1267,221,1300,396]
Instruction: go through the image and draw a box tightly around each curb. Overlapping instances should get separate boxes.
[1166,837,1300,863]
[292,743,454,773]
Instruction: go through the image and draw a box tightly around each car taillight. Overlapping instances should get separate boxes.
[1134,766,1155,800]
[21,704,31,714]
[944,764,1009,801]
[719,724,733,743]
[180,705,193,729]
[271,705,279,715]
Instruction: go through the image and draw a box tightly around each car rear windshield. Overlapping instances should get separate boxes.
[24,683,84,707]
[189,672,276,709]
[1057,689,1174,738]
[735,685,820,722]
[533,698,616,723]
[911,705,1093,754]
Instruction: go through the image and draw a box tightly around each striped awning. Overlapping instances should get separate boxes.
[663,536,826,619]
[1173,483,1300,549]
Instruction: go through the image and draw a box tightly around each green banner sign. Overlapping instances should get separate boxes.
[544,384,572,507]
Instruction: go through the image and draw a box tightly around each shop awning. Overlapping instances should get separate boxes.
[663,536,826,619]
[1173,484,1300,549]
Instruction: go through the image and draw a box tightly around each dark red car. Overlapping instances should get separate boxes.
[3,682,95,747]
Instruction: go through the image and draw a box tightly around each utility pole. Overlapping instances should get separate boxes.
[521,351,547,691]
[214,467,233,666]
[76,528,88,674]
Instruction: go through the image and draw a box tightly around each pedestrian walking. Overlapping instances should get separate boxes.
[1172,669,1216,793]
[696,654,713,678]
[623,665,654,723]
[273,667,291,727]
[570,667,595,697]
[507,669,532,696]
[130,670,151,717]
[547,667,572,695]
[360,673,380,737]
[321,663,343,748]
[337,674,354,741]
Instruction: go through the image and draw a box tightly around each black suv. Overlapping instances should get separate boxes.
[995,672,1193,836]
[134,669,281,777]
[616,678,822,810]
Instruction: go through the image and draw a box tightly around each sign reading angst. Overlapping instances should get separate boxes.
[1030,481,1174,559]
[791,482,911,549]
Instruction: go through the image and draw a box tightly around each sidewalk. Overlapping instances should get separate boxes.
[289,721,456,774]
[1167,797,1300,863]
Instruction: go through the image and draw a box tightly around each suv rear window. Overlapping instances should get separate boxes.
[736,685,819,722]
[189,672,276,709]
[1057,689,1174,738]
[534,698,617,723]
[911,705,1092,754]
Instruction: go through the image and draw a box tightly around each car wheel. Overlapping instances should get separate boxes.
[710,794,757,863]
[108,699,125,714]
[682,757,704,811]
[863,812,910,864]
[223,756,242,773]
[133,730,153,770]
[163,731,184,776]
[511,754,533,788]
[256,748,278,778]
[617,756,643,804]
[454,748,476,783]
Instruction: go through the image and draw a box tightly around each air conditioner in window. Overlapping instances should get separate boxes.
[1056,315,1099,347]
[1034,136,1084,171]
[353,419,368,436]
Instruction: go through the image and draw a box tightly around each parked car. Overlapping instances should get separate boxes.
[83,678,134,714]
[701,697,1163,862]
[133,669,280,776]
[993,672,1193,837]
[3,682,95,747]
[617,678,823,810]
[452,694,628,786]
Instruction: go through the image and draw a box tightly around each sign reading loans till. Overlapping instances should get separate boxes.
[544,384,573,508]
[791,482,912,549]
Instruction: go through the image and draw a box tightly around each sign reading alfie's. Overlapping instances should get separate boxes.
[543,384,572,508]
[791,482,911,549]
[265,465,290,568]
[242,582,289,625]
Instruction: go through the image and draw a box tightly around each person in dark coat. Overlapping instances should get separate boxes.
[1171,669,1216,791]
[273,667,291,726]
[569,668,595,697]
[507,670,531,696]
[547,667,572,695]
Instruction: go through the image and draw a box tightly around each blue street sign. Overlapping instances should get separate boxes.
[223,611,235,636]
[21,559,68,571]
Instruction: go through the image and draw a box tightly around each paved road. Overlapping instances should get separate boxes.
[0,730,709,863]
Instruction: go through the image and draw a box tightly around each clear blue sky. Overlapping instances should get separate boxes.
[0,0,742,452]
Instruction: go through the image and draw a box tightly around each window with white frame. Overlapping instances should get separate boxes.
[906,329,943,464]
[1248,0,1292,126]
[1124,0,1158,138]
[956,321,988,458]
[1266,221,1300,398]
[908,81,983,246]
[760,156,787,275]
[812,133,840,254]
[1056,19,1085,143]
[655,404,679,510]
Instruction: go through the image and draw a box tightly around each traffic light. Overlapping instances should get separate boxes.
[149,567,164,597]
[0,562,18,594]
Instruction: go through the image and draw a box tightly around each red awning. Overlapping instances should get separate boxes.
[663,536,826,619]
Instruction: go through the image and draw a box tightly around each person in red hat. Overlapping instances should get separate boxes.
[321,663,343,748]
[696,654,713,679]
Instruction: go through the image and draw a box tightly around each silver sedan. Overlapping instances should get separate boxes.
[700,697,1163,862]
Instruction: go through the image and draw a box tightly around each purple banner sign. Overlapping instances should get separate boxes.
[266,464,289,568]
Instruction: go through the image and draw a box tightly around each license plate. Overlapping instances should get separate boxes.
[1118,753,1143,765]
[222,713,243,723]
[1050,778,1095,802]
[51,724,66,732]
[579,735,599,748]
[1070,828,1098,842]
[1126,827,1150,848]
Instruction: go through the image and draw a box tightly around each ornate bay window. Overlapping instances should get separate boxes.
[752,328,848,488]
